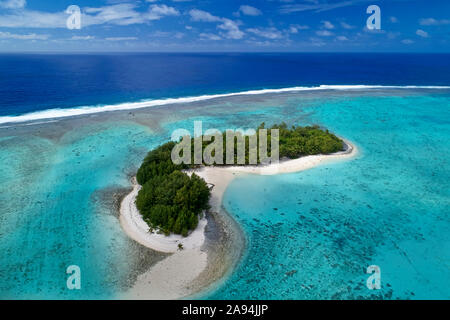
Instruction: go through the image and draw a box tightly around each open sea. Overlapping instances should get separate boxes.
[0,53,449,299]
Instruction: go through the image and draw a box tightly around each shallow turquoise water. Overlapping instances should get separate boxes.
[0,123,137,298]
[0,91,449,299]
[206,94,450,299]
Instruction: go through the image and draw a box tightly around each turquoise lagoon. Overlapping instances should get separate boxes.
[0,89,449,299]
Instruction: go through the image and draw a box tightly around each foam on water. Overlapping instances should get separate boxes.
[0,89,449,299]
[1,85,449,125]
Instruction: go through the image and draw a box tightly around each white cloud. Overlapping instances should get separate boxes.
[152,31,170,37]
[316,30,333,36]
[238,5,262,16]
[416,29,429,38]
[0,31,48,40]
[309,37,326,47]
[247,27,283,39]
[0,10,67,28]
[105,37,138,41]
[340,22,354,29]
[289,26,298,34]
[419,18,450,26]
[189,9,221,22]
[0,3,179,28]
[189,9,244,40]
[218,19,244,39]
[321,20,334,29]
[174,32,184,39]
[387,31,400,39]
[401,39,414,44]
[147,4,179,20]
[363,26,385,34]
[70,35,95,40]
[280,0,372,14]
[289,24,309,33]
[84,4,144,26]
[336,36,348,41]
[0,0,25,9]
[199,33,221,40]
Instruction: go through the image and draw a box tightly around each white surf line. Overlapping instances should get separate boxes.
[1,85,449,125]
[0,119,59,129]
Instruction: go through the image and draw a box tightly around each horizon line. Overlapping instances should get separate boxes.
[1,51,450,54]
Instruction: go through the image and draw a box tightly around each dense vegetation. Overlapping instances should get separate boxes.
[275,123,344,158]
[192,122,344,165]
[136,142,209,236]
[136,123,344,236]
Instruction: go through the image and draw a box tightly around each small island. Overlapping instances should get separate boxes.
[120,122,356,299]
[134,123,344,237]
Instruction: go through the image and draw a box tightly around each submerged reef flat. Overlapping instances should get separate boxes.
[0,87,449,299]
[119,138,356,299]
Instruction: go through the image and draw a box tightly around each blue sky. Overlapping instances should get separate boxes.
[0,0,449,52]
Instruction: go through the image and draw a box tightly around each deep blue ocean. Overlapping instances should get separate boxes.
[1,53,450,117]
[0,53,449,299]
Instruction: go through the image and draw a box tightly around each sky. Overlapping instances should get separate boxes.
[0,0,449,52]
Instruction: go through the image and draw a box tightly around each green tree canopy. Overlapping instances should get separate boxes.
[135,123,344,236]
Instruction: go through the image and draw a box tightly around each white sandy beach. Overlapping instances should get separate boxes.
[120,139,357,299]
[119,178,208,254]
